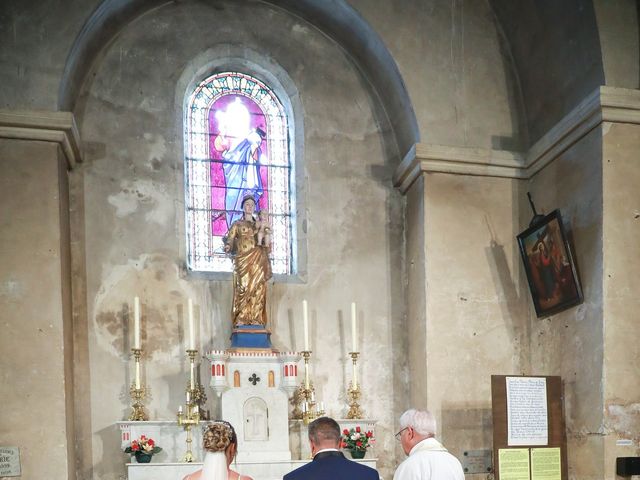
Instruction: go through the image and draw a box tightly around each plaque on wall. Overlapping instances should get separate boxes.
[0,447,21,477]
[462,449,493,474]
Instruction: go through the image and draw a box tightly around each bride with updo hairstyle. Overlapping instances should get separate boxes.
[182,421,253,480]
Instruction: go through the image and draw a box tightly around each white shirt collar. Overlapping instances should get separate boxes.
[409,436,447,455]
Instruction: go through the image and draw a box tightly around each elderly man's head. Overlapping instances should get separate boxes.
[307,417,341,455]
[396,409,436,455]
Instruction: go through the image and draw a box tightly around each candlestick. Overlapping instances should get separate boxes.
[134,296,140,349]
[303,300,309,351]
[188,299,195,350]
[178,405,183,414]
[346,352,363,419]
[128,348,148,421]
[351,302,357,352]
[190,361,195,390]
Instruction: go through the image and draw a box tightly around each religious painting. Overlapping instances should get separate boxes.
[517,210,583,318]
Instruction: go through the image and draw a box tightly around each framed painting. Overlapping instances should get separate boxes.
[517,210,583,317]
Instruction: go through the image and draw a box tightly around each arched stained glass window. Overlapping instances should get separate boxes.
[185,72,294,274]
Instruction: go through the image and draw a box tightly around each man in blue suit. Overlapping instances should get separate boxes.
[284,417,379,480]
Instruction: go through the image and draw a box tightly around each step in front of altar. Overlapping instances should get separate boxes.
[126,457,379,480]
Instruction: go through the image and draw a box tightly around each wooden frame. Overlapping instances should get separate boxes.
[491,375,568,480]
[517,210,583,318]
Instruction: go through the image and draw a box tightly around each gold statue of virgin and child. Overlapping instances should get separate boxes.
[224,195,272,328]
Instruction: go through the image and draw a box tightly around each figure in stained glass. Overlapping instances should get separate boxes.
[185,72,293,274]
[212,97,267,229]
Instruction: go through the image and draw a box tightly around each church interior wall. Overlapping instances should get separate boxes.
[523,126,605,479]
[404,175,428,410]
[350,0,525,151]
[0,139,75,480]
[1,1,639,479]
[601,121,640,477]
[72,2,405,478]
[490,0,606,147]
[422,172,527,468]
[593,0,640,89]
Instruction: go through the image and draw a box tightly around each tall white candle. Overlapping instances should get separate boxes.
[351,302,357,352]
[134,296,140,349]
[353,361,358,389]
[304,362,310,390]
[135,361,141,389]
[303,300,309,351]
[188,298,195,350]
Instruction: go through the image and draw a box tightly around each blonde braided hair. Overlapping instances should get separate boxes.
[203,421,236,453]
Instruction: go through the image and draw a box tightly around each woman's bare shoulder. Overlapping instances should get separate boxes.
[230,469,254,480]
[182,469,202,480]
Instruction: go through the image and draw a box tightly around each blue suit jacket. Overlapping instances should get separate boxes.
[284,450,379,480]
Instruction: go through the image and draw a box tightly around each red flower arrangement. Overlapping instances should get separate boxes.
[124,435,162,455]
[340,426,375,452]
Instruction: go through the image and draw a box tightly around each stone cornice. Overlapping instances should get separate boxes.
[0,110,82,169]
[394,86,640,193]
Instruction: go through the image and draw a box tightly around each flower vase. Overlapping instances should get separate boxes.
[349,449,366,459]
[134,452,153,463]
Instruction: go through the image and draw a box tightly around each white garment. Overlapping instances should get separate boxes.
[393,437,465,480]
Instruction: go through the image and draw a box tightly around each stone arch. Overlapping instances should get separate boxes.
[58,0,419,158]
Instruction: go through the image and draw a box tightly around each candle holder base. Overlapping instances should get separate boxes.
[346,382,364,419]
[129,385,149,421]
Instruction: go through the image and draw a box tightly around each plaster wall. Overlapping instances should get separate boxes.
[350,0,524,151]
[601,122,640,477]
[405,175,427,409]
[593,0,640,89]
[0,0,522,156]
[422,172,526,464]
[524,126,605,480]
[0,139,74,480]
[76,2,404,478]
[490,0,605,146]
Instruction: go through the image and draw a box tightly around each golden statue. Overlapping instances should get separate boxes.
[224,195,272,327]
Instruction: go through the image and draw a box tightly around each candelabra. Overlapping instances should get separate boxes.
[128,348,149,421]
[291,351,325,424]
[176,348,203,462]
[177,401,200,462]
[346,352,364,419]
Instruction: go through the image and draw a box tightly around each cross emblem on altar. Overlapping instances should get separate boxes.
[248,373,261,386]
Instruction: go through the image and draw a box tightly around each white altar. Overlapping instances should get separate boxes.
[119,330,378,479]
[118,419,378,480]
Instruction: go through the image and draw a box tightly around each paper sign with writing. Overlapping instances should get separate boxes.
[506,377,548,446]
[0,447,21,477]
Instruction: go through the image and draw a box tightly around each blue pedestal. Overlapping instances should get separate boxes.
[230,325,273,349]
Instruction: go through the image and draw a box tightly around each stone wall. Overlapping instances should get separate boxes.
[0,139,75,480]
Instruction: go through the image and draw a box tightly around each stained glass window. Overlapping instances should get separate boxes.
[185,72,294,274]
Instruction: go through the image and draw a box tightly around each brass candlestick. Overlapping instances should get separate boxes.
[129,348,149,421]
[346,352,364,419]
[177,402,200,462]
[291,351,325,424]
[177,349,203,462]
[186,349,207,418]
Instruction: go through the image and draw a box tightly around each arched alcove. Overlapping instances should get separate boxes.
[59,0,419,158]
